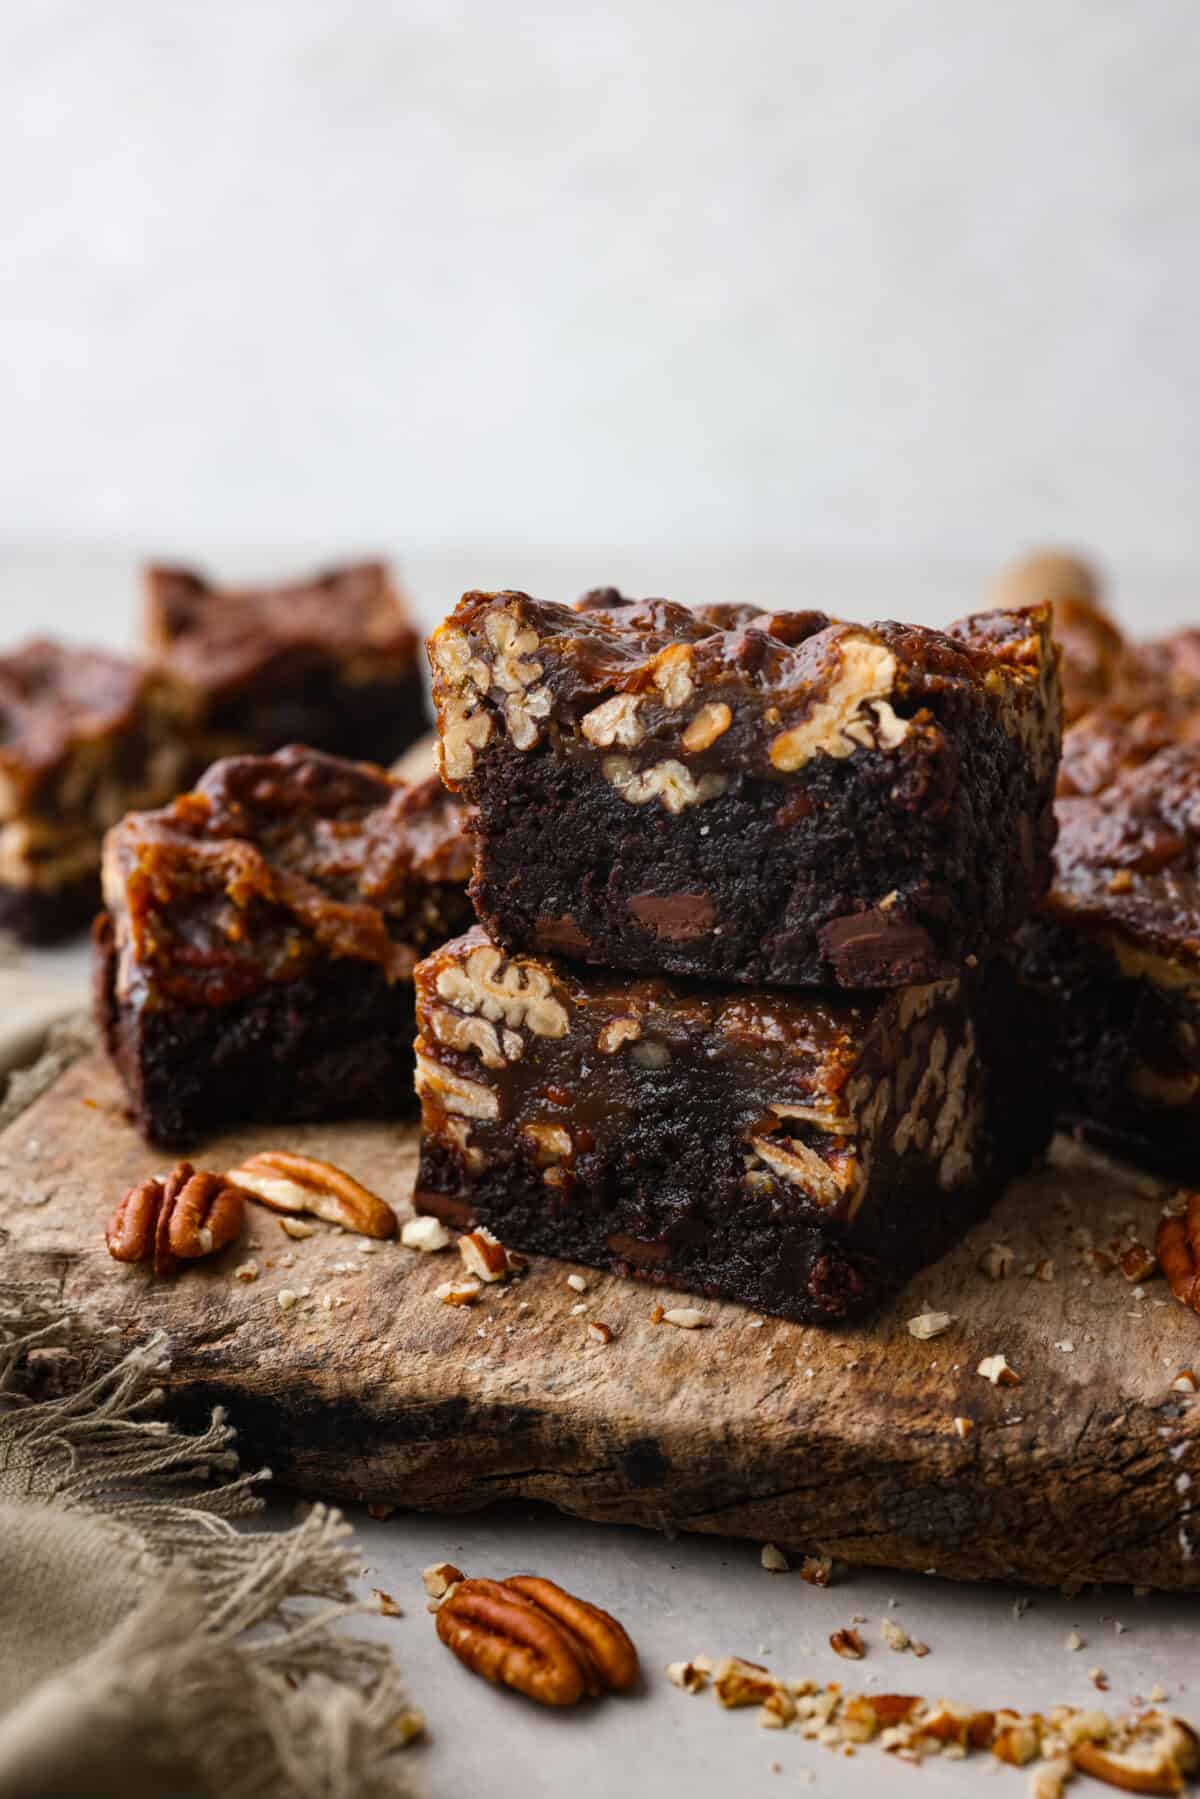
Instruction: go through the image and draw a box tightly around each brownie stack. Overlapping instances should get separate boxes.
[413,588,1064,1323]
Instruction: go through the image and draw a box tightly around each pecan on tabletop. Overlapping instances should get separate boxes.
[434,1573,638,1708]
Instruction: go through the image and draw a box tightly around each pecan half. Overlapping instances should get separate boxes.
[106,1163,245,1277]
[435,1575,638,1707]
[224,1151,396,1239]
[504,1575,639,1695]
[1157,1194,1200,1313]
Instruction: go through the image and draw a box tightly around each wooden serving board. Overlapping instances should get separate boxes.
[2,1049,1198,1592]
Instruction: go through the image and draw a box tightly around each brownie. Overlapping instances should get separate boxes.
[146,559,429,767]
[1019,714,1200,1174]
[413,929,1050,1324]
[0,639,192,943]
[427,589,1062,989]
[96,745,473,1147]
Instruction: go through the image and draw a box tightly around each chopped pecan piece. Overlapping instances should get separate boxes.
[435,1574,638,1707]
[106,1162,245,1276]
[225,1150,397,1239]
[1157,1194,1200,1313]
[830,1628,866,1660]
[1072,1712,1199,1793]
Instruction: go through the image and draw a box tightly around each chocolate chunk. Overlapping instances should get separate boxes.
[536,915,593,956]
[628,892,716,943]
[818,909,936,982]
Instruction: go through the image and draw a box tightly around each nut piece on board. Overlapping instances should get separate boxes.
[1158,1194,1200,1314]
[224,1151,396,1239]
[435,1575,638,1707]
[106,1162,245,1277]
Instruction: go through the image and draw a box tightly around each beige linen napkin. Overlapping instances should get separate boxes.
[0,1284,422,1799]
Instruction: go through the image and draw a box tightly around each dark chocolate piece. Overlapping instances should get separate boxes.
[427,590,1061,989]
[413,928,1050,1324]
[96,746,473,1146]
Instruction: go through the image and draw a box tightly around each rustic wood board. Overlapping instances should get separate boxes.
[2,1050,1198,1591]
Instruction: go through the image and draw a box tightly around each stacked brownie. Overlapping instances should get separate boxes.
[2,560,429,943]
[413,589,1064,1322]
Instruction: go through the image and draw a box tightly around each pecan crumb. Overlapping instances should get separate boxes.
[401,1214,453,1253]
[459,1226,512,1283]
[279,1217,316,1240]
[663,1306,710,1330]
[434,1277,482,1306]
[977,1353,1020,1386]
[907,1309,953,1340]
[979,1242,1015,1281]
[760,1543,789,1573]
[587,1320,614,1345]
[830,1628,866,1661]
[666,1656,712,1694]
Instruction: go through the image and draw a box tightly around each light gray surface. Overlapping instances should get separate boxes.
[1,2,1200,569]
[301,1500,1198,1798]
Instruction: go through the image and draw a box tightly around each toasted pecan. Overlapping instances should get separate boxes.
[434,1574,638,1707]
[224,1150,396,1238]
[106,1162,244,1276]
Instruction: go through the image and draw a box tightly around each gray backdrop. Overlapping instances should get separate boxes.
[1,1,1196,607]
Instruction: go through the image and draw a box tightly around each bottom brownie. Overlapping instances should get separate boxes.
[95,914,421,1147]
[0,874,101,946]
[413,930,1049,1324]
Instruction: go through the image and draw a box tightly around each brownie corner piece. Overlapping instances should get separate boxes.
[427,590,1061,987]
[146,558,428,765]
[97,744,472,1146]
[413,929,1047,1323]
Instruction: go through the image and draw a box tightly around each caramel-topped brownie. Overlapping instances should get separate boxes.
[96,746,473,1146]
[413,929,1049,1323]
[146,559,428,767]
[427,590,1061,989]
[0,640,192,943]
[1020,708,1200,1172]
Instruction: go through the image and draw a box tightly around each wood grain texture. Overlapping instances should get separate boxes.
[1,1050,1197,1591]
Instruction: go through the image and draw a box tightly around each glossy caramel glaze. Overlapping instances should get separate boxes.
[103,745,473,1008]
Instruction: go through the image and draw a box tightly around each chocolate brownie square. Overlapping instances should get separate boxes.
[427,590,1061,988]
[413,929,1050,1324]
[146,559,428,767]
[95,745,473,1146]
[0,639,192,943]
[1020,714,1200,1175]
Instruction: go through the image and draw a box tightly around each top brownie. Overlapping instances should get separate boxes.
[146,559,427,765]
[428,589,1061,988]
